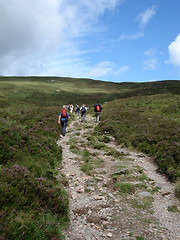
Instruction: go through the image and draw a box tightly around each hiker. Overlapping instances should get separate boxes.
[70,104,74,113]
[80,104,87,122]
[93,103,102,122]
[75,104,80,117]
[58,105,70,136]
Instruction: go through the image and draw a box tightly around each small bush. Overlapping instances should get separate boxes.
[168,205,179,212]
[98,135,111,143]
[175,181,180,199]
[131,198,153,210]
[81,150,90,161]
[94,142,106,150]
[0,164,69,239]
[80,163,94,175]
[105,148,124,158]
[70,144,79,151]
[0,165,69,214]
[136,237,145,240]
[115,182,134,194]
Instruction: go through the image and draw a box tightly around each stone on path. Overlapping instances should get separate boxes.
[137,191,153,197]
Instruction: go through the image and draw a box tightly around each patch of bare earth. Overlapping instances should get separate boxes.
[57,115,180,240]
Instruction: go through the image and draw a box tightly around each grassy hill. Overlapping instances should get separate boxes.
[0,76,180,239]
[1,77,180,108]
[0,76,125,108]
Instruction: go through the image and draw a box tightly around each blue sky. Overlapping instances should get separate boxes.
[0,0,180,82]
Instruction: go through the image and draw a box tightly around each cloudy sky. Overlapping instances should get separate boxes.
[1,0,180,82]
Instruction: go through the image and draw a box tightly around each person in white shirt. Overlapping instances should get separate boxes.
[80,104,87,122]
[70,104,74,113]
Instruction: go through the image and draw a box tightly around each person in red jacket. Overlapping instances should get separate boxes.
[93,103,102,123]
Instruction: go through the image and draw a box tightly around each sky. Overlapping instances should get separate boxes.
[0,0,180,83]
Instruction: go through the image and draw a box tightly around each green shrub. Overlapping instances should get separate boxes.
[136,237,145,240]
[115,182,134,194]
[2,211,66,240]
[97,135,111,143]
[0,165,69,239]
[81,150,91,161]
[80,163,94,175]
[105,148,124,158]
[168,205,179,212]
[175,181,180,199]
[70,145,80,154]
[93,142,106,150]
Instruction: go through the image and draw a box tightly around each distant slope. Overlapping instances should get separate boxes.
[0,77,180,109]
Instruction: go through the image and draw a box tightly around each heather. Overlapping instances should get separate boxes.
[99,94,180,182]
[0,106,69,239]
[0,165,68,239]
[0,107,61,170]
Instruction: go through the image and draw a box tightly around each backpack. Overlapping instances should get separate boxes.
[96,105,100,112]
[81,106,86,113]
[61,109,67,117]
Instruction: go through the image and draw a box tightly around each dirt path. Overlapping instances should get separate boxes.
[57,115,180,240]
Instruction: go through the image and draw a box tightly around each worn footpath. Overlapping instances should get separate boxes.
[57,114,180,240]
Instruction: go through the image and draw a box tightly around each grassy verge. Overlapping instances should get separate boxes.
[98,94,180,193]
[0,106,69,239]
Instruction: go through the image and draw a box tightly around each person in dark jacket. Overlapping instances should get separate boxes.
[93,103,102,122]
[75,104,80,117]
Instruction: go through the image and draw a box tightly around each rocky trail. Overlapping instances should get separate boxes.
[57,114,180,240]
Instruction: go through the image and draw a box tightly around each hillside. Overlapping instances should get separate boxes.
[0,77,180,239]
[98,94,180,182]
[0,77,180,109]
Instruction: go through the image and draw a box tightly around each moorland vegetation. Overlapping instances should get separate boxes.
[0,76,180,239]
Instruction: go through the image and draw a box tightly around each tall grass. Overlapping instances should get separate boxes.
[99,94,180,182]
[0,105,69,239]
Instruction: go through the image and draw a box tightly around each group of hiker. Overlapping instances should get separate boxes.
[58,103,102,136]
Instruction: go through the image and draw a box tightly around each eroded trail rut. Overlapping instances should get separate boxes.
[57,115,180,240]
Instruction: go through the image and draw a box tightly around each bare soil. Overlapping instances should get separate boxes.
[57,114,180,240]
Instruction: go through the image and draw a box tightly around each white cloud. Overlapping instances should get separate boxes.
[0,0,122,76]
[119,5,157,41]
[114,66,129,75]
[85,62,129,79]
[86,61,113,78]
[168,34,180,73]
[146,79,159,82]
[137,5,156,28]
[144,48,157,57]
[119,31,144,41]
[143,58,158,70]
